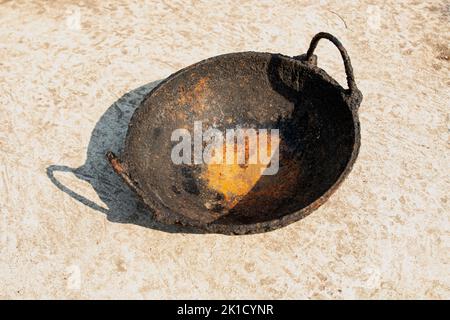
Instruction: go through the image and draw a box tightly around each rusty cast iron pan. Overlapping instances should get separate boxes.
[106,32,363,235]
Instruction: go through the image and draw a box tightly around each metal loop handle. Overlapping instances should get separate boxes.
[306,32,358,95]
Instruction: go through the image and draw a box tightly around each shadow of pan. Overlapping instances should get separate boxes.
[47,80,205,234]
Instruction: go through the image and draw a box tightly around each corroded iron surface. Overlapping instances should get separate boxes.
[107,33,363,234]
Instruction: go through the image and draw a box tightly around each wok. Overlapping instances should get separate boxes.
[106,32,363,234]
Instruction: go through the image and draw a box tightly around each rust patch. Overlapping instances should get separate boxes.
[106,151,125,175]
[177,77,210,114]
[201,134,280,208]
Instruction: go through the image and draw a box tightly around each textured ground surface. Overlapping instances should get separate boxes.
[0,0,449,299]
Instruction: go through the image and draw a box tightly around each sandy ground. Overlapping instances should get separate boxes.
[0,0,449,299]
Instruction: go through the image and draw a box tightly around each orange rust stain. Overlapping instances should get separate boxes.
[107,154,124,175]
[194,77,208,95]
[201,135,280,208]
[177,77,210,114]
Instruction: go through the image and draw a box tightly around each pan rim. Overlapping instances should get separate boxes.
[119,51,361,235]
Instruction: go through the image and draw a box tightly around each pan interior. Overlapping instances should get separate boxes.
[124,52,355,225]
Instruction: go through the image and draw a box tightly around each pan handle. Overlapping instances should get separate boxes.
[106,151,144,198]
[305,32,362,104]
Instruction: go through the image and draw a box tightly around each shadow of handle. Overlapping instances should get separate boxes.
[46,165,108,214]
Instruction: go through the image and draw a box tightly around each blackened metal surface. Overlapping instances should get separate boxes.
[107,32,363,234]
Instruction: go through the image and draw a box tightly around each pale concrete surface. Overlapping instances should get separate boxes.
[0,0,449,299]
